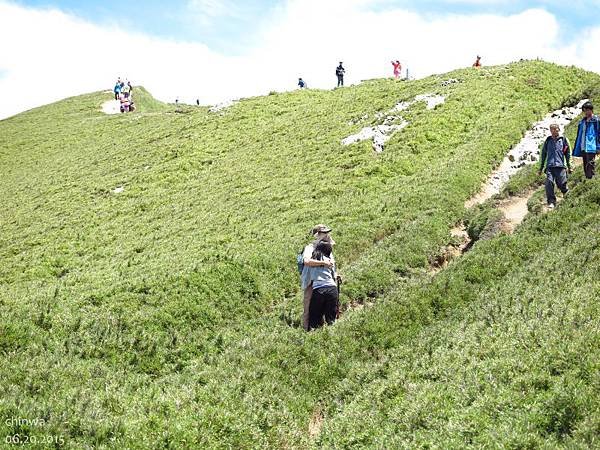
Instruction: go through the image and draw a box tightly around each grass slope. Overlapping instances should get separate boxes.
[0,61,599,448]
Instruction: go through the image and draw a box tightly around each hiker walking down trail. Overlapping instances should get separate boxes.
[392,60,402,79]
[539,124,571,209]
[473,55,482,68]
[306,240,339,330]
[298,78,307,89]
[299,225,335,331]
[573,101,600,179]
[336,62,345,87]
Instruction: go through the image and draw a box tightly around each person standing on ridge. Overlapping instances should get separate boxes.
[473,55,482,68]
[121,80,131,98]
[573,101,600,179]
[538,124,571,209]
[336,62,345,87]
[299,225,335,331]
[391,60,402,79]
[113,81,121,100]
[298,78,307,89]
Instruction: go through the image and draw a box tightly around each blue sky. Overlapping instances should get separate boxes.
[11,0,282,53]
[11,0,597,53]
[3,0,600,119]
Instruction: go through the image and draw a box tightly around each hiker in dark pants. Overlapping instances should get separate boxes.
[113,81,121,100]
[336,62,345,87]
[539,124,571,209]
[300,225,335,331]
[306,240,338,330]
[573,101,600,179]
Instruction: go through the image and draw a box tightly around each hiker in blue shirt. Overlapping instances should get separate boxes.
[539,124,571,209]
[113,81,121,100]
[298,78,307,89]
[573,101,600,179]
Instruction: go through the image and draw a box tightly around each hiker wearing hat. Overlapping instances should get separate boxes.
[299,224,335,331]
[573,101,600,179]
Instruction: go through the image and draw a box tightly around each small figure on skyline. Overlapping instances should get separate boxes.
[473,55,482,68]
[121,80,131,98]
[336,62,345,87]
[391,60,402,79]
[113,81,121,100]
[298,77,307,89]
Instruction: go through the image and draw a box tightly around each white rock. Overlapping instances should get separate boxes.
[342,122,409,152]
[209,100,237,112]
[414,94,446,109]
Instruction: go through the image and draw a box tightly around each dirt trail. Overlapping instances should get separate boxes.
[432,99,587,272]
[497,191,533,234]
[466,99,587,208]
[308,406,324,439]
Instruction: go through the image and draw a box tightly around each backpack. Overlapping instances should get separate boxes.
[296,250,305,274]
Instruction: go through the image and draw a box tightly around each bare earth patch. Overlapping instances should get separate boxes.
[497,191,534,234]
[308,405,324,440]
[101,100,121,115]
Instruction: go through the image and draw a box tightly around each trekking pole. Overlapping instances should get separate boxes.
[336,276,341,319]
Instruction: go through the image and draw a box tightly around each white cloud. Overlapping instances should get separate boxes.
[186,0,237,25]
[0,0,598,120]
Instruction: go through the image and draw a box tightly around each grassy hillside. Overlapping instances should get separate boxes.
[1,61,599,448]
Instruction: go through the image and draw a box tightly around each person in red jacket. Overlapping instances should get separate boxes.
[473,55,482,68]
[391,60,402,79]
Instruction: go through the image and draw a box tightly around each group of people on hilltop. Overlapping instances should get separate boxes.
[297,60,404,91]
[297,56,483,91]
[539,101,600,208]
[113,78,135,113]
